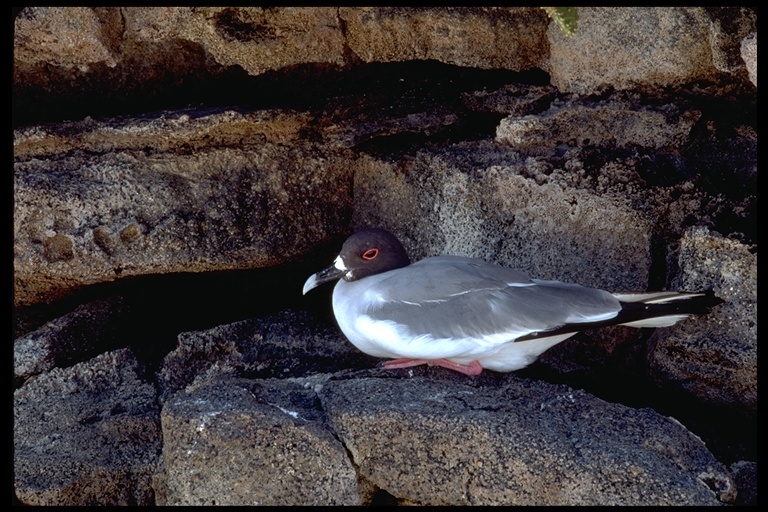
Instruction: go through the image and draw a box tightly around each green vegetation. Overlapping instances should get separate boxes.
[542,7,578,36]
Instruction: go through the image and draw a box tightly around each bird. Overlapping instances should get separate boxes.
[302,228,722,376]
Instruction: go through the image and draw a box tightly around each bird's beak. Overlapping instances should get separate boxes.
[302,263,345,295]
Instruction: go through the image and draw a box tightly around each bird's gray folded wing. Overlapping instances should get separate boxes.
[365,260,622,344]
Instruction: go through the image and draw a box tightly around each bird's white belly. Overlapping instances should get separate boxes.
[358,315,493,358]
[336,306,574,371]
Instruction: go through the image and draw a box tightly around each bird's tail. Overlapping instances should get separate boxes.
[514,289,724,343]
[611,290,723,328]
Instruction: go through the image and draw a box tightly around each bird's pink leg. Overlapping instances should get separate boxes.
[381,358,430,370]
[428,359,484,375]
[382,358,483,376]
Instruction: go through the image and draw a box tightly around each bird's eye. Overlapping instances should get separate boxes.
[362,248,379,260]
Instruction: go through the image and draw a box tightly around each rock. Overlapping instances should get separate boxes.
[13,305,747,506]
[14,296,128,383]
[157,311,740,505]
[14,348,160,505]
[353,144,652,292]
[496,101,701,151]
[135,7,347,75]
[14,7,755,124]
[648,227,757,413]
[13,7,347,121]
[13,109,354,306]
[42,233,75,262]
[13,7,119,70]
[156,309,376,403]
[703,7,758,74]
[462,83,558,116]
[729,460,757,506]
[740,33,757,87]
[546,7,755,93]
[158,377,361,505]
[319,376,735,505]
[339,7,548,69]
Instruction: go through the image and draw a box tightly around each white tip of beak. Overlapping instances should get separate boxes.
[302,274,319,295]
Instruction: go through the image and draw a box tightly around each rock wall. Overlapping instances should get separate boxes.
[13,7,756,506]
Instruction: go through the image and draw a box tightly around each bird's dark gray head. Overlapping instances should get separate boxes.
[302,228,411,294]
[338,228,411,280]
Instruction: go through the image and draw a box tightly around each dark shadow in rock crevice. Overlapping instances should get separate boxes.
[13,57,550,129]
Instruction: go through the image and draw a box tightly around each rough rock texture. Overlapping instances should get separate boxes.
[14,296,128,384]
[338,7,548,69]
[352,148,652,292]
[13,6,756,506]
[730,460,757,506]
[12,7,348,121]
[14,7,754,122]
[496,100,701,150]
[131,313,742,505]
[158,377,361,506]
[741,32,757,86]
[320,376,734,505]
[649,227,757,411]
[546,7,755,93]
[14,349,160,506]
[155,309,375,403]
[13,110,354,306]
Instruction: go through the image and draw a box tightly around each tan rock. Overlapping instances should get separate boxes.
[547,7,719,93]
[13,109,354,306]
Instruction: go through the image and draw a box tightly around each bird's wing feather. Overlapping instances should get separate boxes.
[363,256,621,344]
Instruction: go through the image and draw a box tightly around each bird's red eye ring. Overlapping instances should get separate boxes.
[362,248,379,260]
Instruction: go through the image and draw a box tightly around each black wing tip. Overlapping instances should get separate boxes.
[515,289,725,343]
[626,288,724,318]
[691,289,725,310]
